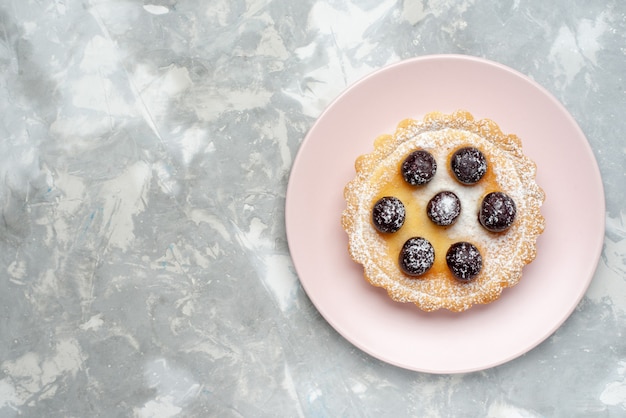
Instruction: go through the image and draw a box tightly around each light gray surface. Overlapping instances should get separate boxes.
[0,1,625,416]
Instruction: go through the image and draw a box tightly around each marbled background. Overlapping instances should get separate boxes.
[0,0,624,416]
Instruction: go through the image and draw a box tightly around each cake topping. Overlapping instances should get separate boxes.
[479,192,517,232]
[401,150,437,186]
[427,191,461,226]
[446,242,483,282]
[450,147,487,184]
[372,196,406,233]
[399,237,435,276]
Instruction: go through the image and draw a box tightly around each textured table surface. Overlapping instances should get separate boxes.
[1,1,625,416]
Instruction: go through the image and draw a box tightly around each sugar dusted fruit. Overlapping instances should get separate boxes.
[446,242,483,282]
[372,196,406,233]
[401,150,437,186]
[427,191,461,226]
[479,192,517,232]
[399,237,435,276]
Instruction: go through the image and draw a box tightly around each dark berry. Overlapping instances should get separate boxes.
[479,192,516,232]
[446,242,482,282]
[401,150,437,185]
[450,147,487,184]
[427,191,461,226]
[399,237,435,276]
[372,196,405,233]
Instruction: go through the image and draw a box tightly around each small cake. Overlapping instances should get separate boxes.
[341,110,545,312]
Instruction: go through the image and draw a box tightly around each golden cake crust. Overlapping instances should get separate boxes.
[341,110,545,312]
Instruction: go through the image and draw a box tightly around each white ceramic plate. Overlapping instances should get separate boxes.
[285,55,605,373]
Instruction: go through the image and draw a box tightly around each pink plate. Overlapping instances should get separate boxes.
[285,55,605,374]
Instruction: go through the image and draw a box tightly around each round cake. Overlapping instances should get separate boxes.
[341,110,545,312]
